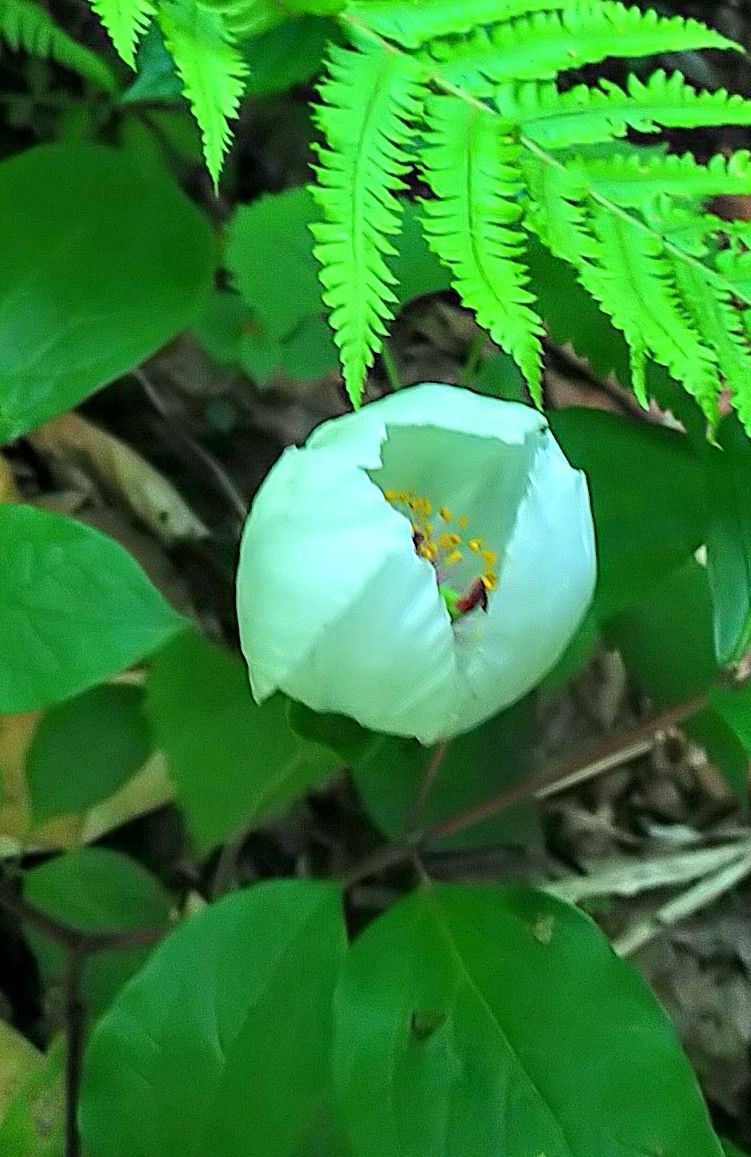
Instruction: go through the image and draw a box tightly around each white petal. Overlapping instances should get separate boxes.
[308,383,546,469]
[237,444,457,739]
[452,432,596,730]
[280,543,459,744]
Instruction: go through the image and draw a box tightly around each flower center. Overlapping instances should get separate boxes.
[383,489,498,620]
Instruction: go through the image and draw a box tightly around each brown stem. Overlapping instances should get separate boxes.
[0,875,167,953]
[420,693,708,845]
[407,740,449,830]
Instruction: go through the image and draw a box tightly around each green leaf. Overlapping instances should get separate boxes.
[241,15,338,97]
[24,848,172,1016]
[0,142,214,443]
[2,0,118,90]
[89,0,156,67]
[225,183,338,381]
[722,1142,748,1157]
[158,0,248,187]
[333,884,723,1156]
[550,408,709,618]
[608,560,748,798]
[709,680,751,766]
[287,702,376,764]
[79,880,346,1157]
[27,684,153,823]
[0,505,185,715]
[353,699,540,850]
[0,1035,64,1156]
[225,188,449,383]
[705,415,751,664]
[121,21,184,103]
[145,631,336,850]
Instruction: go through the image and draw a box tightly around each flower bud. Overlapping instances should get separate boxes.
[237,384,596,744]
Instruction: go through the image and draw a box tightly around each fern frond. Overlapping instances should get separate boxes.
[428,2,737,96]
[420,95,544,400]
[565,150,751,208]
[672,261,751,428]
[89,0,155,67]
[343,0,569,50]
[158,0,248,188]
[3,0,117,89]
[310,33,426,405]
[583,208,719,414]
[497,71,751,149]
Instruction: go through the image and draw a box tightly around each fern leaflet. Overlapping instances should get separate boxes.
[158,0,248,188]
[420,95,544,400]
[310,32,426,405]
[562,150,751,208]
[3,0,117,89]
[344,0,569,49]
[427,2,737,96]
[89,0,156,67]
[497,71,751,149]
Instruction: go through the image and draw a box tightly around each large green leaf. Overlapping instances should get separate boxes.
[333,884,723,1157]
[0,505,185,714]
[145,631,336,850]
[0,143,215,443]
[704,415,751,664]
[550,408,709,619]
[79,880,346,1157]
[24,848,173,1016]
[352,699,540,850]
[608,560,747,798]
[27,684,153,823]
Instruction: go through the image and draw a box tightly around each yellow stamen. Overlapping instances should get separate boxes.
[444,549,463,567]
[438,532,461,551]
[482,549,497,566]
[481,572,498,591]
[458,515,469,529]
[419,542,438,561]
[468,539,483,552]
[438,506,452,522]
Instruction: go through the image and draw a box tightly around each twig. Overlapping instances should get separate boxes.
[407,740,449,830]
[0,875,167,954]
[614,852,751,957]
[419,693,707,846]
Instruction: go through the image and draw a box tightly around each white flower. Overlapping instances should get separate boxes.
[236,384,596,744]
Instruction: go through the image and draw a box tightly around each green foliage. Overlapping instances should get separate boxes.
[24,849,172,1015]
[145,631,337,851]
[310,33,425,400]
[26,685,153,823]
[1,0,117,90]
[608,560,748,799]
[353,698,541,849]
[333,884,723,1156]
[0,505,185,715]
[704,415,751,664]
[89,0,157,66]
[79,881,346,1156]
[0,143,214,444]
[549,408,709,618]
[158,0,248,187]
[86,0,751,421]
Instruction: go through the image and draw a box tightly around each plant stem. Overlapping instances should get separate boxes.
[419,693,707,846]
[407,740,449,829]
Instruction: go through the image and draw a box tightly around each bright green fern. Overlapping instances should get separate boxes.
[87,0,751,428]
